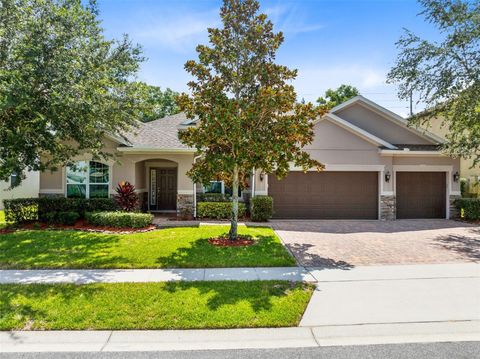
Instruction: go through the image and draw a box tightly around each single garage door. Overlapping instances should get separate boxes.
[396,172,446,219]
[268,171,378,219]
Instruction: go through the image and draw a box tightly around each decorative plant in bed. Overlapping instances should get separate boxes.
[2,182,155,234]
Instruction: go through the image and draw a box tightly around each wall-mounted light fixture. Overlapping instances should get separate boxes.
[259,172,264,182]
[453,171,460,182]
[384,171,391,183]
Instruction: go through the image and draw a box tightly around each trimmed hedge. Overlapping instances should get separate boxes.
[455,198,480,220]
[44,211,80,226]
[85,211,154,228]
[251,196,274,222]
[3,197,118,223]
[197,202,246,219]
[197,193,231,202]
[3,198,38,223]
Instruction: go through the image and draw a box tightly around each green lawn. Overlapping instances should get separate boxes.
[0,226,296,269]
[0,281,313,330]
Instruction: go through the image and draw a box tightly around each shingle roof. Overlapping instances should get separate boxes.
[122,112,194,150]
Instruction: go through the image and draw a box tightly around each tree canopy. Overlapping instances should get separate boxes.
[388,0,480,163]
[316,84,359,109]
[0,0,149,184]
[140,85,180,122]
[178,0,323,239]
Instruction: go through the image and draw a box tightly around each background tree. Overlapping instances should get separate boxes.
[178,0,324,240]
[388,0,480,163]
[316,84,359,109]
[140,85,180,122]
[0,0,149,184]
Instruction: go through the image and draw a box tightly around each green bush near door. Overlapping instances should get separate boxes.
[251,196,274,222]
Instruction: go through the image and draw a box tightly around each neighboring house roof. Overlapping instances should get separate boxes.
[120,113,195,152]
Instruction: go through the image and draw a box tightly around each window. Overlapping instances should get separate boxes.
[10,172,20,187]
[204,181,242,197]
[67,161,109,199]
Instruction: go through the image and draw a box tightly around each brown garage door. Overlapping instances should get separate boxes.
[268,171,378,219]
[396,172,446,219]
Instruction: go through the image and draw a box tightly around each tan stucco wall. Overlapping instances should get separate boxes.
[420,117,480,178]
[0,171,40,210]
[336,103,431,145]
[261,118,460,196]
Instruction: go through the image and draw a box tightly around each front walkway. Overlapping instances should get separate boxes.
[272,219,480,267]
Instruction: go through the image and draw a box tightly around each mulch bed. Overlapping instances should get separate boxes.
[208,236,255,247]
[1,220,157,235]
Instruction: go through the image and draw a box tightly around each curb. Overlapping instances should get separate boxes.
[1,321,479,352]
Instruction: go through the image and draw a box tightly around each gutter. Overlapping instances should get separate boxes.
[117,147,196,154]
[379,149,445,157]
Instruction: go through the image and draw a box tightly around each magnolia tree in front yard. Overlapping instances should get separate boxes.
[178,0,324,240]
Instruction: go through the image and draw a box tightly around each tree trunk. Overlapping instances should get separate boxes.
[228,164,239,240]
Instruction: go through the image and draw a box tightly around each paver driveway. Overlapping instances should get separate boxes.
[272,220,480,267]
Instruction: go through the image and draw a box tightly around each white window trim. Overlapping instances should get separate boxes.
[203,180,244,200]
[65,161,111,199]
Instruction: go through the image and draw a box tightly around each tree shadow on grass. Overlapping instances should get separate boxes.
[286,242,354,269]
[432,228,480,262]
[0,284,103,331]
[0,230,128,269]
[163,280,305,312]
[155,234,295,268]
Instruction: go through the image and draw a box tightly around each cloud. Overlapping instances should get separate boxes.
[133,9,220,52]
[264,3,325,36]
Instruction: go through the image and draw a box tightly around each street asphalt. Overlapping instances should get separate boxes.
[1,342,479,359]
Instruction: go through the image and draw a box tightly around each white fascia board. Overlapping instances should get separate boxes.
[105,133,131,146]
[380,149,445,157]
[331,95,444,145]
[325,113,397,149]
[117,147,195,154]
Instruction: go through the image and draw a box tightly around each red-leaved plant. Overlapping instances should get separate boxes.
[114,181,139,212]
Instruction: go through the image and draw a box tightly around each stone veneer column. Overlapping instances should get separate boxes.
[449,195,461,219]
[380,195,396,220]
[177,194,194,219]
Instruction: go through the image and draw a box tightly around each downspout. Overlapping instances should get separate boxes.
[251,168,256,198]
[192,154,202,218]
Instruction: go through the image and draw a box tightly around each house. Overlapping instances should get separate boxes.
[38,96,461,220]
[0,171,39,210]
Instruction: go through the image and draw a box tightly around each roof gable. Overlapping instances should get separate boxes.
[331,96,444,145]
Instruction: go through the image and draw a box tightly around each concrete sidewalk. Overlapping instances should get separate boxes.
[1,263,478,284]
[2,321,479,352]
[0,267,315,284]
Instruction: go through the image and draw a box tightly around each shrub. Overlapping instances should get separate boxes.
[197,193,231,202]
[197,202,246,219]
[57,211,80,225]
[455,198,480,220]
[114,181,139,211]
[85,211,153,228]
[3,197,118,223]
[44,211,80,225]
[3,198,38,223]
[250,195,273,222]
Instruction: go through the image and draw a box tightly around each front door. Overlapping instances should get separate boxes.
[150,168,177,211]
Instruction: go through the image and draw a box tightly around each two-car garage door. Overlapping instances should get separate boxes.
[268,172,379,219]
[268,171,447,219]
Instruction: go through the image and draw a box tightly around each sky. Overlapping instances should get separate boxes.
[97,0,438,117]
